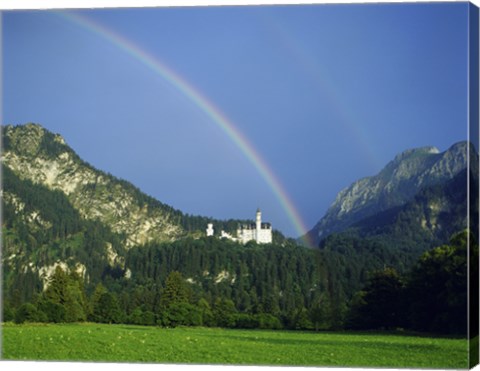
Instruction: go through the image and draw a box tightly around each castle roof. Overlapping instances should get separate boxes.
[238,222,271,230]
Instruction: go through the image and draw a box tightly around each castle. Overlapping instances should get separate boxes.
[206,209,272,244]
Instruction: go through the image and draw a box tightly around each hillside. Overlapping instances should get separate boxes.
[318,168,477,279]
[3,123,185,248]
[1,123,288,300]
[306,141,477,246]
[2,123,475,334]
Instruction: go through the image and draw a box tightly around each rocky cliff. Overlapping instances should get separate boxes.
[308,141,477,246]
[2,123,184,248]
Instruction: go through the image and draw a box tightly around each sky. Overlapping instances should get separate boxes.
[2,2,473,238]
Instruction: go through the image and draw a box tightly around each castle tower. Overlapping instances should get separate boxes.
[206,223,214,237]
[255,208,262,242]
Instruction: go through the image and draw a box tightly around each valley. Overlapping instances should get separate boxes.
[1,123,477,367]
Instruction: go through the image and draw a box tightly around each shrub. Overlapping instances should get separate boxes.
[14,303,46,324]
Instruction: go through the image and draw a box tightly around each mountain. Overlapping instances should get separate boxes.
[2,124,274,246]
[3,153,333,328]
[2,123,184,248]
[2,123,475,332]
[2,162,127,303]
[320,168,477,259]
[1,124,340,329]
[313,161,478,306]
[1,123,289,295]
[307,141,477,246]
[348,167,476,242]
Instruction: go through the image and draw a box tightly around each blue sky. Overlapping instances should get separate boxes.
[2,3,472,237]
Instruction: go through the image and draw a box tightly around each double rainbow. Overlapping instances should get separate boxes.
[57,10,311,244]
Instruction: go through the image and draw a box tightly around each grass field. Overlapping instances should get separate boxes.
[1,322,468,368]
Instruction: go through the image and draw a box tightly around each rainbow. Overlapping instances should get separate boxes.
[56,10,312,244]
[262,13,382,170]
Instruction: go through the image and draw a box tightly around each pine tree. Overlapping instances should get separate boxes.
[94,292,123,324]
[43,266,87,322]
[161,271,189,308]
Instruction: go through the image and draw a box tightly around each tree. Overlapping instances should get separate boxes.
[256,313,282,329]
[161,271,189,308]
[128,307,144,325]
[37,298,66,323]
[197,298,214,326]
[64,271,88,322]
[2,301,15,322]
[44,266,69,305]
[213,298,237,328]
[92,292,123,324]
[233,313,258,329]
[346,268,405,330]
[309,293,332,331]
[14,303,46,324]
[469,232,479,342]
[289,306,312,330]
[407,231,471,334]
[161,302,201,327]
[90,283,108,320]
[43,266,87,322]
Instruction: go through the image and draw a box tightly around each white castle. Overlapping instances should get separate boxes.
[206,209,272,244]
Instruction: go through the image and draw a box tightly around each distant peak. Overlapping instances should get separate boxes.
[401,145,439,156]
[4,123,69,158]
[8,122,45,133]
[446,141,470,152]
[425,146,440,154]
[392,145,439,163]
[308,140,470,245]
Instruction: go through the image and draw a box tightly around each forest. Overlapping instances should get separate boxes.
[3,228,476,336]
[2,139,478,336]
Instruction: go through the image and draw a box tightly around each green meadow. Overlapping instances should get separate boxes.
[1,323,468,368]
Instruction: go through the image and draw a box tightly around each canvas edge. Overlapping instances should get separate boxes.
[468,1,480,369]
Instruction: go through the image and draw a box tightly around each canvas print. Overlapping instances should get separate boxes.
[1,1,479,369]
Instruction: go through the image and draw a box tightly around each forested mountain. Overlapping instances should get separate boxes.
[309,146,478,299]
[2,124,275,247]
[2,159,342,330]
[2,123,476,335]
[321,167,477,255]
[3,123,183,247]
[316,168,478,300]
[1,123,290,308]
[306,141,477,246]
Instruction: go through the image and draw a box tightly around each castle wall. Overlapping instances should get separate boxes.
[257,228,272,244]
[207,210,272,244]
[238,228,255,244]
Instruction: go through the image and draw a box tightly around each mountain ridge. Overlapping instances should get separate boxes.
[307,141,477,246]
[2,122,475,334]
[3,123,186,247]
[2,123,289,247]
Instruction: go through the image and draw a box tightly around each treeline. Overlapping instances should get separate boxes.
[5,268,288,330]
[3,238,344,331]
[2,137,476,334]
[4,231,475,336]
[346,230,478,335]
[122,238,343,330]
[3,124,476,335]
